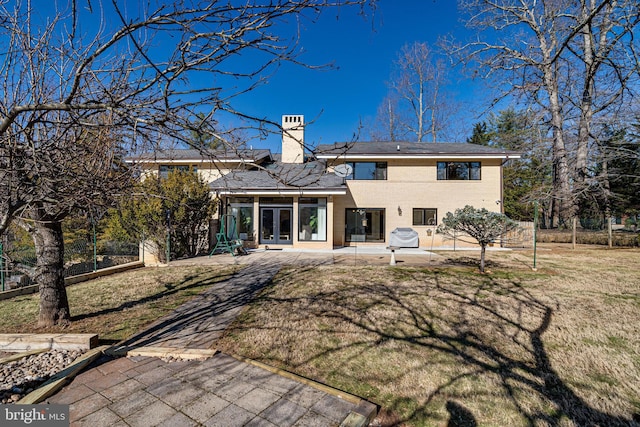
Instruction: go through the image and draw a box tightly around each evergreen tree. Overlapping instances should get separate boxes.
[468,108,552,222]
[467,121,491,146]
[437,205,519,273]
[106,170,215,261]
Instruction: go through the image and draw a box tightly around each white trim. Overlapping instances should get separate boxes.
[217,190,347,196]
[125,159,258,164]
[316,154,520,160]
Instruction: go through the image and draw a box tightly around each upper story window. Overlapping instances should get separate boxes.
[345,162,387,180]
[437,162,481,180]
[159,165,197,179]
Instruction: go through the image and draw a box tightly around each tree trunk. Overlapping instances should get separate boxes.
[544,67,573,227]
[479,244,486,273]
[575,3,595,220]
[33,219,70,327]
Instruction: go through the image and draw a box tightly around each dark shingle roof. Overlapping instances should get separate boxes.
[315,141,520,158]
[126,148,272,163]
[210,161,346,194]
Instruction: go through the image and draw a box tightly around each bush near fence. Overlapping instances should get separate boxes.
[536,229,640,247]
[1,231,139,291]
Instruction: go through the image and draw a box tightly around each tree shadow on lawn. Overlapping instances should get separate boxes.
[442,256,507,270]
[115,261,283,349]
[241,268,639,427]
[69,269,236,322]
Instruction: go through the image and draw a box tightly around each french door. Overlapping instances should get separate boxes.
[260,208,293,245]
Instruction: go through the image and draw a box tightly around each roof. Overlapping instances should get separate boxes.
[314,141,520,160]
[210,161,347,196]
[126,148,272,164]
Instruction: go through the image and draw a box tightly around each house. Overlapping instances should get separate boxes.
[210,115,520,250]
[129,147,273,183]
[128,114,520,253]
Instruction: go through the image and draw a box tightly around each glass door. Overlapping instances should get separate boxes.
[260,208,293,245]
[345,208,385,243]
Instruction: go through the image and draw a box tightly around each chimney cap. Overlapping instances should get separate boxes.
[282,115,304,125]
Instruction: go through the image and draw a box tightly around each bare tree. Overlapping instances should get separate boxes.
[373,42,454,142]
[7,122,133,326]
[368,94,408,141]
[0,0,373,326]
[454,0,639,227]
[570,1,640,208]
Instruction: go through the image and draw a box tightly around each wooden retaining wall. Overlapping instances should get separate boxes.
[0,261,144,301]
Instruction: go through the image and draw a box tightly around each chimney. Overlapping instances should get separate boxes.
[281,115,304,164]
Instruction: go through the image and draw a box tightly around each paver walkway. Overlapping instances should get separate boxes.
[47,252,375,426]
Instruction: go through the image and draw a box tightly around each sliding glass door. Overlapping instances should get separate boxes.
[345,208,385,243]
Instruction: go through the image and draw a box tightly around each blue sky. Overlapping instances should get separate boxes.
[24,0,485,152]
[230,0,486,153]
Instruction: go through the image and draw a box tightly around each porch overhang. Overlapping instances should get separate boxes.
[215,189,347,196]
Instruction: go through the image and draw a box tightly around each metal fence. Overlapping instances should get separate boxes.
[0,230,139,292]
[503,221,535,248]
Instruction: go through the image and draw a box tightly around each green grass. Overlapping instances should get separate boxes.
[2,245,638,426]
[216,245,640,426]
[0,265,238,341]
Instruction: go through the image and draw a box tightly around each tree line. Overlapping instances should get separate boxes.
[1,0,638,328]
[368,1,640,229]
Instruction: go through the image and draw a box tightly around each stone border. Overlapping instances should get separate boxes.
[17,345,109,404]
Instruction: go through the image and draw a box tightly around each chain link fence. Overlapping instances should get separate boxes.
[0,224,139,292]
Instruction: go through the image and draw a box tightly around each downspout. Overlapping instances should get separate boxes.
[499,155,511,215]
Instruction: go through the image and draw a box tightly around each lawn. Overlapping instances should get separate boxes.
[215,245,640,427]
[0,265,238,342]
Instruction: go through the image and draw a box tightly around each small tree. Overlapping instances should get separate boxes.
[436,205,519,273]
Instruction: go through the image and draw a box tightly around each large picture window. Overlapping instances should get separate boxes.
[228,197,254,240]
[345,162,387,180]
[298,198,327,241]
[413,208,437,226]
[437,162,481,180]
[345,208,385,243]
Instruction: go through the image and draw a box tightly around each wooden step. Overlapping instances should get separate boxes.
[123,346,217,360]
[0,334,99,352]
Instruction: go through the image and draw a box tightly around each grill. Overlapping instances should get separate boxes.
[389,228,419,248]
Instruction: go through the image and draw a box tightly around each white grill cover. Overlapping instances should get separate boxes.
[389,228,419,248]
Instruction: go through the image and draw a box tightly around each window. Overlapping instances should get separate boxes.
[298,198,327,241]
[159,165,197,179]
[413,208,437,226]
[437,162,481,180]
[345,208,385,242]
[345,162,387,180]
[228,197,254,240]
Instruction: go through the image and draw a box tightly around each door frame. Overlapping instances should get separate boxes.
[260,207,293,245]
